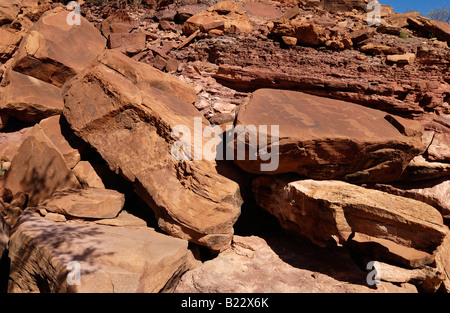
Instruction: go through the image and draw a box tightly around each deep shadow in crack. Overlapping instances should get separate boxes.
[232,183,374,289]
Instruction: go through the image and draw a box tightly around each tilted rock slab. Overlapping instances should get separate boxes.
[234,89,424,183]
[63,50,242,252]
[11,7,106,87]
[7,212,193,293]
[252,176,448,268]
[1,125,81,207]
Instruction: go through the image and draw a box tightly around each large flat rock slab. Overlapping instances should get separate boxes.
[63,50,242,252]
[234,89,424,183]
[11,7,106,87]
[7,211,193,293]
[252,176,448,267]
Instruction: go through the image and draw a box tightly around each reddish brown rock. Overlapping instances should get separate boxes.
[108,32,146,55]
[182,1,253,35]
[0,0,20,25]
[233,89,424,183]
[369,178,450,220]
[0,28,23,62]
[38,115,81,169]
[175,235,417,293]
[252,177,448,267]
[408,16,450,44]
[12,7,106,87]
[0,214,8,259]
[101,9,138,38]
[0,70,64,123]
[271,20,328,46]
[39,187,125,220]
[72,161,105,189]
[1,126,81,207]
[435,233,450,292]
[427,132,450,162]
[8,212,195,293]
[400,155,450,181]
[384,11,420,28]
[322,0,367,13]
[0,127,33,163]
[63,50,242,252]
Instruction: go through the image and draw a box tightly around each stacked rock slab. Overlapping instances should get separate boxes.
[233,89,424,183]
[7,211,193,293]
[63,50,242,252]
[252,176,448,269]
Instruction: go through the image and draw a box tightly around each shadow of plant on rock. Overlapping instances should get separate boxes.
[7,211,113,292]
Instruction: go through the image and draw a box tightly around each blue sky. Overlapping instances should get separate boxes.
[381,0,448,14]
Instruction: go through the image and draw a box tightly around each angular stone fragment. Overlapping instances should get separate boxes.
[175,235,417,293]
[369,178,450,220]
[63,50,242,251]
[234,89,424,183]
[1,126,81,206]
[38,115,81,169]
[7,212,193,293]
[182,1,253,35]
[39,188,125,219]
[0,70,64,123]
[252,177,448,265]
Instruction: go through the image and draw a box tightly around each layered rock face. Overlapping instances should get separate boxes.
[63,50,242,252]
[233,89,424,183]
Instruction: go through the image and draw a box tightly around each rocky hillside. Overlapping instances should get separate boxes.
[0,0,449,293]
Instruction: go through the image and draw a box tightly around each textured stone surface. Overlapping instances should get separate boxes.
[63,50,242,251]
[0,70,64,123]
[182,1,253,35]
[234,89,424,183]
[252,176,448,267]
[175,235,417,293]
[369,178,450,220]
[12,7,106,87]
[39,187,125,219]
[1,126,81,206]
[38,115,81,169]
[7,211,193,293]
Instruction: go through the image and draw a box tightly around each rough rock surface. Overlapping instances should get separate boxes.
[175,235,417,293]
[0,70,64,123]
[252,176,448,267]
[182,1,253,35]
[234,89,424,183]
[1,126,80,206]
[7,211,194,293]
[12,7,106,87]
[63,50,242,252]
[39,188,125,220]
[0,214,8,259]
[369,178,450,220]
